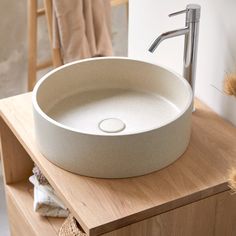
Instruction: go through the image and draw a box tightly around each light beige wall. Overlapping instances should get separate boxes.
[0,1,127,99]
[0,0,51,99]
[0,0,27,98]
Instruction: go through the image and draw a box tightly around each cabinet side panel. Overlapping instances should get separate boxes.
[0,117,34,184]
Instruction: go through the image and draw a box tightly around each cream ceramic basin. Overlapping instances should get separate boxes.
[32,57,193,178]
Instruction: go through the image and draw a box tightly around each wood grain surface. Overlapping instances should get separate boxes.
[0,93,236,235]
[0,116,34,184]
[103,190,236,236]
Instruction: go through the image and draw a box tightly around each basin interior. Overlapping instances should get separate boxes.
[36,58,192,135]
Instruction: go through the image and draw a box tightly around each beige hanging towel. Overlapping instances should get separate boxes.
[52,0,113,64]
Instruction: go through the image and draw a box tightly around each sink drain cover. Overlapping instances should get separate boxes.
[99,118,126,133]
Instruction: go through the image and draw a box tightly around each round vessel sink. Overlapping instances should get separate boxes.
[32,57,193,178]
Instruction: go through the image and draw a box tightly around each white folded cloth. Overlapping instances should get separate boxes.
[29,175,69,218]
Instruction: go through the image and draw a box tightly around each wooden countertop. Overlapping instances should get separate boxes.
[0,93,236,236]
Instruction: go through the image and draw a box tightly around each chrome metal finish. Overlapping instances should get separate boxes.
[168,9,187,17]
[149,4,201,96]
[148,27,189,53]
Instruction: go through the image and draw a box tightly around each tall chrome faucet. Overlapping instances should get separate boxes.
[149,4,201,95]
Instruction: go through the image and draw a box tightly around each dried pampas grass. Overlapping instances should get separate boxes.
[228,169,236,193]
[224,74,236,97]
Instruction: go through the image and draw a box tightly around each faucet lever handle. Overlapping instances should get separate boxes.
[169,5,201,22]
[169,9,187,17]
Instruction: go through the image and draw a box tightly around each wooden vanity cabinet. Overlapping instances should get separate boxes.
[1,93,236,236]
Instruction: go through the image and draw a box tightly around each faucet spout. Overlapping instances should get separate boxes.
[149,27,189,53]
[148,4,201,101]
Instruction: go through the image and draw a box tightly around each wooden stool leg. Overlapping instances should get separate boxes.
[44,0,62,67]
[27,0,38,91]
